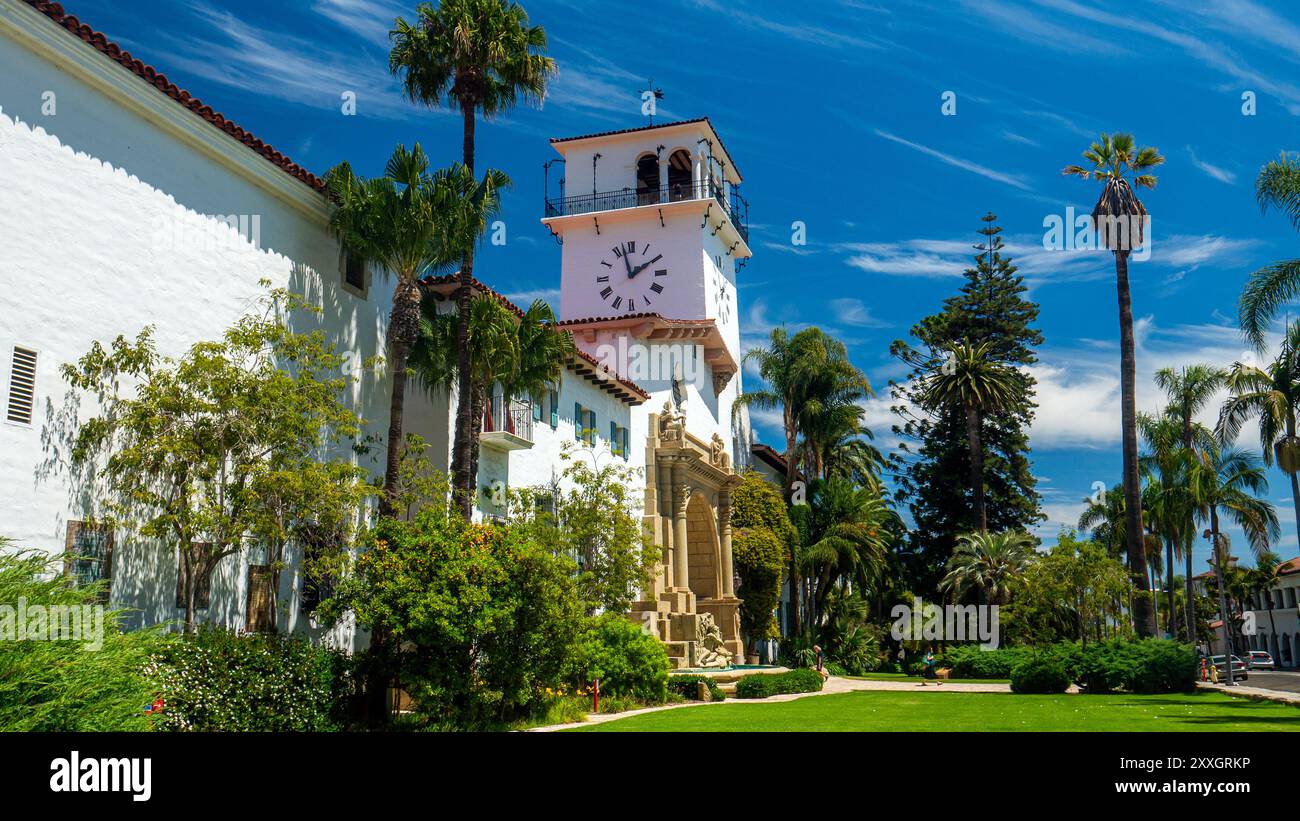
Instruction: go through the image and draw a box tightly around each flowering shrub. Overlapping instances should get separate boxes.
[145,626,349,731]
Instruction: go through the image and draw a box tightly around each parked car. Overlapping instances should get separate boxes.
[1247,650,1275,670]
[1207,654,1249,680]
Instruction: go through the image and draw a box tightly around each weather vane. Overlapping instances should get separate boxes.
[639,79,664,124]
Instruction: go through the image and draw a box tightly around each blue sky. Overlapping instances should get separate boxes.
[77,0,1300,569]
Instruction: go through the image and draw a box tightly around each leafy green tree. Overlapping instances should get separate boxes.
[63,290,373,632]
[1237,153,1300,349]
[1003,532,1131,647]
[513,446,658,614]
[324,146,506,516]
[390,0,556,520]
[332,511,584,728]
[729,471,797,655]
[1063,132,1165,638]
[890,214,1043,586]
[938,529,1035,605]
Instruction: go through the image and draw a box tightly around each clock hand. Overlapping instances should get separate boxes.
[623,252,634,278]
[629,254,663,278]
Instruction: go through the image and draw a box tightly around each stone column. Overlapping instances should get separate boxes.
[718,489,735,598]
[657,461,673,579]
[672,461,691,591]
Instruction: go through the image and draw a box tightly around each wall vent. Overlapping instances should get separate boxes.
[6,346,38,425]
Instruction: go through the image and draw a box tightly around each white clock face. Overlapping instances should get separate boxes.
[596,239,667,314]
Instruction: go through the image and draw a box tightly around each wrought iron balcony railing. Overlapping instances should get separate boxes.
[545,179,749,243]
[483,397,533,443]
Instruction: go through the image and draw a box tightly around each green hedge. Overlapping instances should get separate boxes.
[941,639,1196,694]
[569,614,670,703]
[145,626,351,731]
[937,645,1026,679]
[1010,654,1071,694]
[734,668,824,699]
[668,674,726,702]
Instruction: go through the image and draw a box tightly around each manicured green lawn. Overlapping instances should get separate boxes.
[847,672,1010,685]
[569,690,1300,732]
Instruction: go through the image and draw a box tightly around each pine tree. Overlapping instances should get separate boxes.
[889,213,1045,590]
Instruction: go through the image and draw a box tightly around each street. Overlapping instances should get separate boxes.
[1237,669,1300,694]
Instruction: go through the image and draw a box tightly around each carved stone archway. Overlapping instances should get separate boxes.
[629,402,743,667]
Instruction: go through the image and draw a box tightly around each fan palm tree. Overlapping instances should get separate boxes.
[1218,322,1300,544]
[800,478,894,629]
[917,340,1019,533]
[1155,364,1225,641]
[938,530,1035,605]
[324,146,506,516]
[1063,132,1165,638]
[1237,153,1300,350]
[1189,445,1279,684]
[390,0,556,519]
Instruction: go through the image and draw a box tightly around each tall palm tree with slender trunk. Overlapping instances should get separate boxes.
[1154,364,1225,642]
[1251,551,1283,654]
[1078,483,1127,562]
[1238,153,1300,350]
[391,0,556,519]
[917,340,1018,533]
[1189,445,1279,683]
[1064,132,1165,638]
[324,147,506,517]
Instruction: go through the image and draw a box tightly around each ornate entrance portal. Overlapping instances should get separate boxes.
[631,403,743,668]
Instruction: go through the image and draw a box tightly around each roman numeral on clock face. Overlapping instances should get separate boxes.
[612,296,623,309]
[650,282,663,294]
[597,275,609,283]
[600,286,613,299]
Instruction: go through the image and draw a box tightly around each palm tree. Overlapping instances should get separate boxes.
[800,478,894,629]
[1078,483,1128,562]
[391,0,556,519]
[815,430,886,494]
[324,146,506,516]
[1218,323,1300,544]
[1189,445,1279,683]
[1155,364,1226,642]
[1238,153,1300,350]
[740,327,869,632]
[938,530,1035,605]
[410,293,572,504]
[917,340,1019,533]
[1063,132,1165,638]
[1251,551,1283,655]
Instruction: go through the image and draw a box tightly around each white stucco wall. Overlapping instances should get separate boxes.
[0,11,391,645]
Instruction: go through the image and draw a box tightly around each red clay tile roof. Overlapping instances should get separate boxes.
[422,274,526,319]
[1277,557,1300,575]
[557,313,715,328]
[22,1,325,194]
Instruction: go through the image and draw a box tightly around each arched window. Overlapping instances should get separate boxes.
[668,149,693,201]
[636,154,659,205]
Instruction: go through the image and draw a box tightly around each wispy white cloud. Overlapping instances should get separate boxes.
[829,297,891,328]
[873,129,1033,191]
[312,0,406,47]
[1187,146,1238,185]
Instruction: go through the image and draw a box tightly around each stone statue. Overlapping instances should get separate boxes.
[709,432,730,469]
[694,613,731,669]
[659,400,685,441]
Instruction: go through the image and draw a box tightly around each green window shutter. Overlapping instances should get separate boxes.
[610,421,617,450]
[532,394,543,422]
[622,427,630,460]
[550,391,559,428]
[589,410,597,445]
[575,403,583,441]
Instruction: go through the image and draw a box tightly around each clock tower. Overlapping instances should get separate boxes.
[541,118,754,666]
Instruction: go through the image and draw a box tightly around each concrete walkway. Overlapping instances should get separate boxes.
[527,676,1013,732]
[1198,681,1300,707]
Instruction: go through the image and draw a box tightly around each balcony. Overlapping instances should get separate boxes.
[544,179,748,244]
[480,397,533,451]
